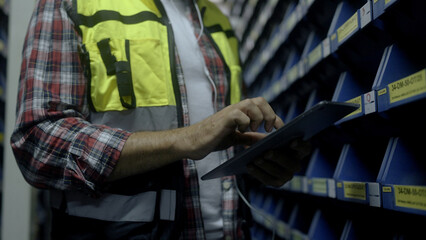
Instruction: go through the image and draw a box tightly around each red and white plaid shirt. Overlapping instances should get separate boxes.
[11,0,244,239]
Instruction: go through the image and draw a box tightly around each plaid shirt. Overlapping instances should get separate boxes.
[11,0,243,239]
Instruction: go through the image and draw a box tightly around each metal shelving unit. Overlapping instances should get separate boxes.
[227,0,426,238]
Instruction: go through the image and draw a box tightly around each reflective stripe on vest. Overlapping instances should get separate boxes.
[90,106,178,132]
[50,189,176,222]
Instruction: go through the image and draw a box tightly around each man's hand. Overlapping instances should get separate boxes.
[181,97,284,160]
[247,138,311,187]
[182,97,311,187]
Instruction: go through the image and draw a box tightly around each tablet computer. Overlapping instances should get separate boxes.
[201,101,359,180]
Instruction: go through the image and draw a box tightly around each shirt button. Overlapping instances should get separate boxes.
[223,181,232,191]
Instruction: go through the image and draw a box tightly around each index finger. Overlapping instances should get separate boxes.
[274,115,284,129]
[251,97,278,132]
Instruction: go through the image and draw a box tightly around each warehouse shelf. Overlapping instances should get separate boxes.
[0,1,7,59]
[372,0,398,19]
[334,137,388,206]
[227,0,426,239]
[331,72,368,123]
[259,193,277,231]
[328,1,362,52]
[249,1,395,111]
[282,158,310,194]
[234,0,260,43]
[243,1,298,87]
[302,32,324,74]
[248,190,297,239]
[0,0,9,15]
[243,0,338,88]
[250,224,273,240]
[340,218,394,239]
[378,136,426,216]
[305,144,342,198]
[282,96,305,124]
[289,204,315,240]
[307,209,346,240]
[261,50,300,102]
[305,88,333,109]
[249,190,265,223]
[373,44,426,113]
[239,0,282,62]
[282,144,311,193]
[0,33,6,59]
[0,118,3,146]
[274,199,296,239]
[248,182,426,238]
[0,73,5,102]
[281,89,345,196]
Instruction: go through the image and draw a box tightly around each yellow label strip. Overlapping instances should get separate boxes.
[337,12,359,43]
[292,231,304,240]
[382,186,392,192]
[0,41,4,53]
[394,185,426,211]
[286,12,297,32]
[312,178,327,194]
[277,221,290,237]
[344,181,366,200]
[287,65,299,84]
[308,44,322,67]
[388,69,426,104]
[378,88,387,96]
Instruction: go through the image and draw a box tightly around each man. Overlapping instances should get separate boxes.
[11,0,308,239]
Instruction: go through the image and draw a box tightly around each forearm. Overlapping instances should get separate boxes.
[107,127,193,181]
[108,97,283,182]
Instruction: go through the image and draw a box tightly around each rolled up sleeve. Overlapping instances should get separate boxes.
[10,0,131,195]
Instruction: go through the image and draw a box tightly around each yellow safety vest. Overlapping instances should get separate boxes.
[72,0,241,117]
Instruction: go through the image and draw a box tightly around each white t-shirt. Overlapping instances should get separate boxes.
[161,1,224,239]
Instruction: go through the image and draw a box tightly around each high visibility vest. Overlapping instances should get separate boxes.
[52,0,242,237]
[71,0,241,114]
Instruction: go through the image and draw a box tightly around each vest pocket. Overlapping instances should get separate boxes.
[129,39,176,107]
[85,38,174,112]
